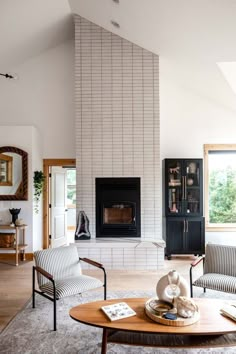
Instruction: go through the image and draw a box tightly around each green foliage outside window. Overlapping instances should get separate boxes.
[67,169,76,185]
[33,170,45,214]
[209,166,236,223]
[66,169,76,205]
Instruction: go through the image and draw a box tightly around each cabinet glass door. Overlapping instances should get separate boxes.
[166,159,202,216]
[166,160,183,215]
[184,160,201,215]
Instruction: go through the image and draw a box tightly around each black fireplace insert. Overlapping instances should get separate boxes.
[96,177,141,238]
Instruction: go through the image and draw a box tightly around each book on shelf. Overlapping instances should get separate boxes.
[220,304,236,322]
[101,302,136,321]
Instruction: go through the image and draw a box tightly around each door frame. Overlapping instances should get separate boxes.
[43,158,76,249]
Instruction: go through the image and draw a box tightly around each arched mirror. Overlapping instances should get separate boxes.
[0,146,28,200]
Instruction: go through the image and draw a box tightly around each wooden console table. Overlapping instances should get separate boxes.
[0,224,28,266]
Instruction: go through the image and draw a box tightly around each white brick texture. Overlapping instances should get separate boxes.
[74,15,161,242]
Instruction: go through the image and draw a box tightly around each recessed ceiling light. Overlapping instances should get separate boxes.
[111,20,120,28]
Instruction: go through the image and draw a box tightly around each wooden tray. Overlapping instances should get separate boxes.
[145,302,200,327]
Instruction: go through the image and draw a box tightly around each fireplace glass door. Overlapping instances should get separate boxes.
[103,203,135,225]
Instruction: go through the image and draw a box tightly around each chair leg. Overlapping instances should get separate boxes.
[189,266,193,298]
[53,298,57,331]
[104,285,106,300]
[103,269,107,300]
[32,266,35,308]
[204,287,206,293]
[190,284,193,298]
[53,285,57,331]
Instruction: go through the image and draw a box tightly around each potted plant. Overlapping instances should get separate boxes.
[33,170,45,213]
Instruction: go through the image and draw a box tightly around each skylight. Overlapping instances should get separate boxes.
[217,62,236,95]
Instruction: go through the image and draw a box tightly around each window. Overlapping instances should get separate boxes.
[66,169,76,206]
[66,169,76,231]
[204,144,236,230]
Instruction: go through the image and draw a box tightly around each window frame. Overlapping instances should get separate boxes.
[204,144,236,232]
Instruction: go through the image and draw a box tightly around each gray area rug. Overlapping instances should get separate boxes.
[1,288,236,354]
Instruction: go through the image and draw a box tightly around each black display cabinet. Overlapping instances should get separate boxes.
[163,159,205,259]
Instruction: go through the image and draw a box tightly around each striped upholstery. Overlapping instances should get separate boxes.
[204,243,236,276]
[193,243,236,294]
[34,246,103,298]
[40,275,103,299]
[193,274,236,293]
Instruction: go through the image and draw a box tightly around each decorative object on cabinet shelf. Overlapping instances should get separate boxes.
[187,178,194,186]
[169,179,181,186]
[188,162,197,174]
[33,170,45,214]
[169,166,180,175]
[9,208,21,225]
[170,189,178,213]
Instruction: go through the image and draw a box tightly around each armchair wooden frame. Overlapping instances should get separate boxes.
[32,257,107,331]
[189,256,205,297]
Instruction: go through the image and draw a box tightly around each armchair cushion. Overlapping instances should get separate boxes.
[40,275,103,299]
[193,273,236,294]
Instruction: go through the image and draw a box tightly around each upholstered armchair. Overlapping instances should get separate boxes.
[190,243,236,297]
[32,246,106,330]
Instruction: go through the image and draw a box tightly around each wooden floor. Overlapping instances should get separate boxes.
[0,255,198,333]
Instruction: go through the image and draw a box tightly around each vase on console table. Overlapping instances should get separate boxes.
[9,208,21,225]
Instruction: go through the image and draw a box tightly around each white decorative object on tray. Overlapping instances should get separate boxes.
[101,302,136,321]
[145,298,200,327]
[156,270,189,302]
[174,296,198,318]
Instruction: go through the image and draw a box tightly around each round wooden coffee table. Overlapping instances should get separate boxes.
[70,297,236,354]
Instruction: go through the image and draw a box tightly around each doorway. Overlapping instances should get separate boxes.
[43,159,76,249]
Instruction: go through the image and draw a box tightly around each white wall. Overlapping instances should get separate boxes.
[0,126,42,252]
[0,40,75,251]
[160,76,236,158]
[0,40,75,158]
[160,68,236,245]
[31,127,44,251]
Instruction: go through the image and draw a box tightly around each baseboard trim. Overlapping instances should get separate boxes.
[0,253,33,261]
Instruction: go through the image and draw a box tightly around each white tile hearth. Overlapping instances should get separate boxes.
[74,238,165,270]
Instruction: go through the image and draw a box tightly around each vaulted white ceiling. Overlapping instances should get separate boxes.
[0,0,73,70]
[1,0,236,111]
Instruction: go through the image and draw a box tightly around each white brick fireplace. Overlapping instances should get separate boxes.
[74,15,164,269]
